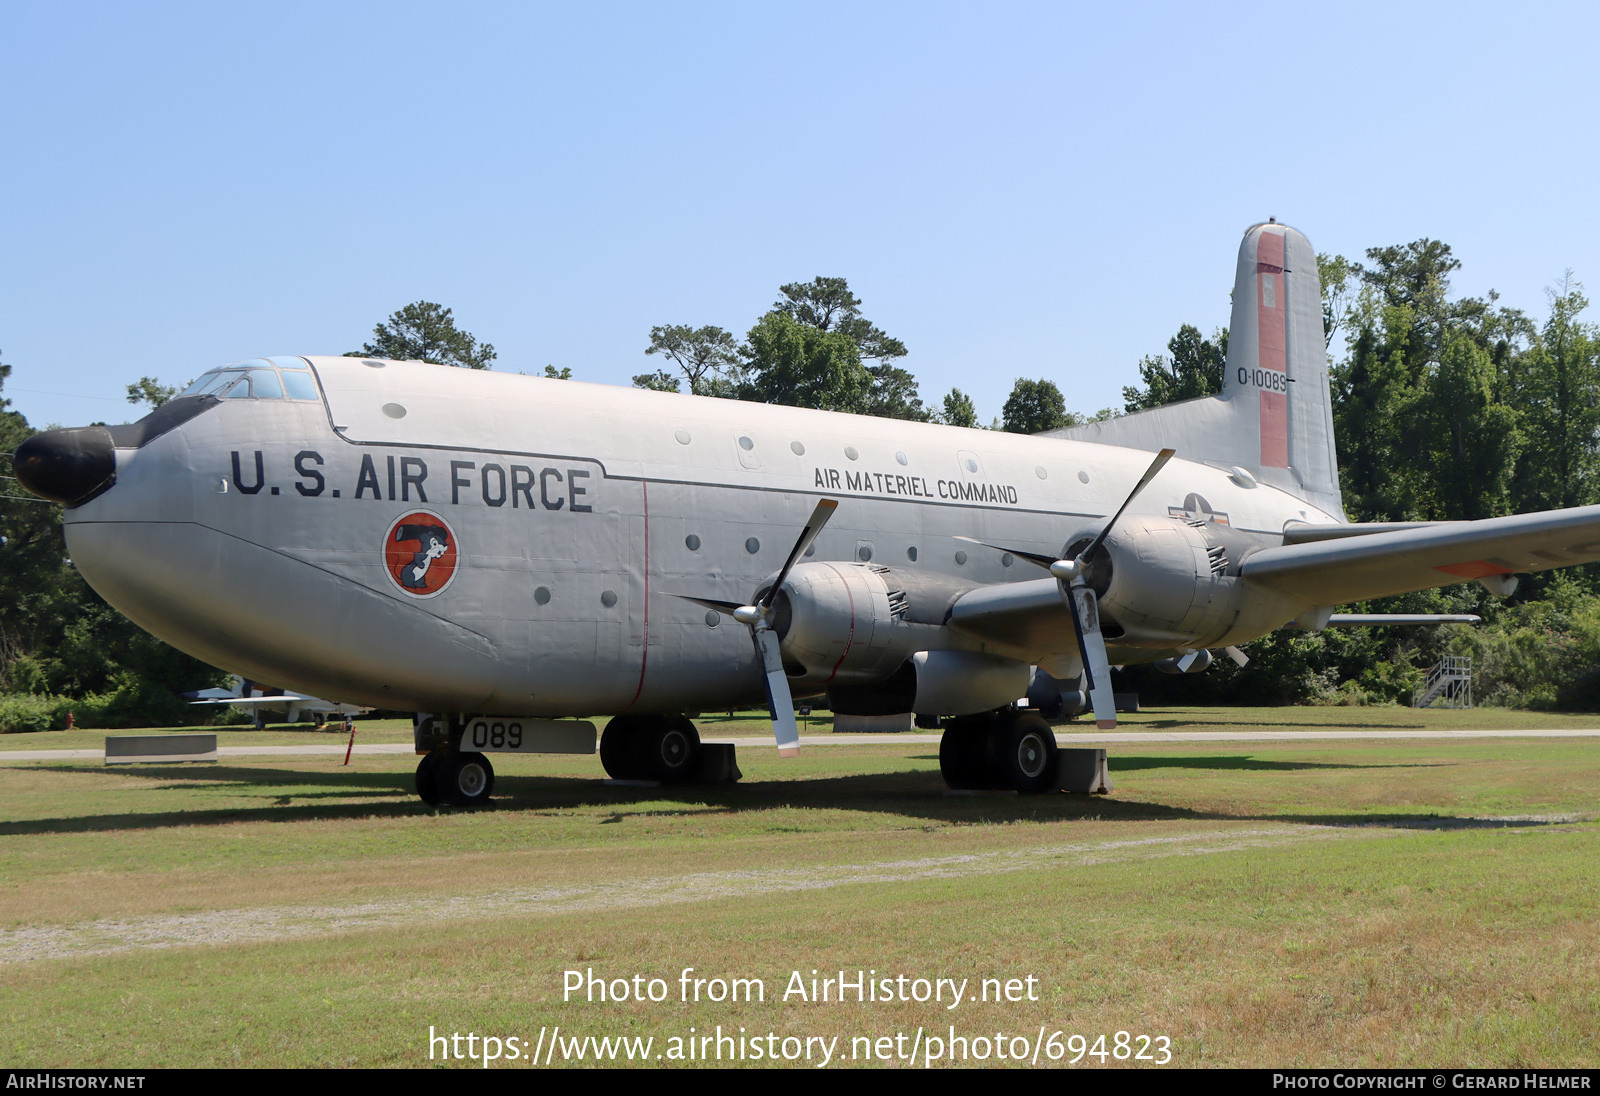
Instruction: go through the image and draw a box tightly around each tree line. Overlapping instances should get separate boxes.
[630,276,1123,434]
[6,236,1600,729]
[1125,242,1600,708]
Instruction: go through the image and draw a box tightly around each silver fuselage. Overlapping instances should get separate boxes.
[62,357,1336,715]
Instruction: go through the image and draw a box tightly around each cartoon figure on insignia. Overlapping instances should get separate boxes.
[384,511,458,597]
[395,523,449,589]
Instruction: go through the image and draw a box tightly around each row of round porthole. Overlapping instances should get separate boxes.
[674,428,1091,484]
[373,396,1090,483]
[681,532,1010,568]
[366,371,1089,484]
[530,585,726,625]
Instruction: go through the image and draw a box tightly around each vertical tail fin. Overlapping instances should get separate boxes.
[1046,221,1345,519]
[1224,222,1341,513]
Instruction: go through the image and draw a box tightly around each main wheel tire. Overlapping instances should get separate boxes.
[436,751,495,806]
[600,716,644,779]
[635,716,701,784]
[939,716,992,790]
[415,751,443,806]
[990,712,1058,794]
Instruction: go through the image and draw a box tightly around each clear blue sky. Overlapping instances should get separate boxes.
[4,1,1597,430]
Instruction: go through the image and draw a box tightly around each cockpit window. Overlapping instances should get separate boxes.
[281,371,318,400]
[178,362,319,402]
[247,369,285,399]
[195,371,246,397]
[178,373,215,397]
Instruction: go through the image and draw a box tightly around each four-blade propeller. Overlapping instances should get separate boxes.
[675,498,838,756]
[685,448,1202,745]
[958,446,1176,730]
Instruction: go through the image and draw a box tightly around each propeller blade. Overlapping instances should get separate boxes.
[1223,645,1250,667]
[677,501,836,755]
[759,498,839,610]
[1065,585,1118,729]
[670,594,744,616]
[753,628,801,756]
[952,536,1059,571]
[1081,447,1175,562]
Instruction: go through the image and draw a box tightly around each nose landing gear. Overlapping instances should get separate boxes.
[415,748,496,807]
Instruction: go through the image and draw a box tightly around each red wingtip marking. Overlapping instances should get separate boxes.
[778,747,801,758]
[1096,719,1117,730]
[1436,560,1515,579]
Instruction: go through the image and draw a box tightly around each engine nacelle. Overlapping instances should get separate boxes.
[771,561,958,688]
[827,651,1030,717]
[1027,667,1087,719]
[1073,515,1296,650]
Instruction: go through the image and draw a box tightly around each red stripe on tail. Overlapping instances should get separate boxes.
[1256,230,1289,468]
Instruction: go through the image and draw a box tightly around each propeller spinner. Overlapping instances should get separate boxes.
[958,447,1176,730]
[676,498,839,756]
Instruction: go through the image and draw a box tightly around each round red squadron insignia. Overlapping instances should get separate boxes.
[384,511,459,598]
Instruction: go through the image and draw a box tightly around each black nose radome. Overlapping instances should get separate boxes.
[12,426,117,507]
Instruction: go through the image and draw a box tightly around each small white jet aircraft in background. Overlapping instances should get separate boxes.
[17,221,1600,805]
[187,677,368,729]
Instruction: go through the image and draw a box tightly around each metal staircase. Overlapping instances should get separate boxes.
[1413,656,1472,708]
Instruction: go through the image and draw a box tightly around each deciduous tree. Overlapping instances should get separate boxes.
[641,324,742,396]
[125,377,178,409]
[347,302,496,369]
[771,277,907,363]
[1001,378,1069,434]
[937,388,979,428]
[1122,325,1227,412]
[741,311,871,413]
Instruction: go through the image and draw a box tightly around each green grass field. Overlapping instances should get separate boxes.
[1,707,1596,1068]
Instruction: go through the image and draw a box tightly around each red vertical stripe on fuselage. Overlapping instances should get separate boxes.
[626,480,650,709]
[1256,230,1289,468]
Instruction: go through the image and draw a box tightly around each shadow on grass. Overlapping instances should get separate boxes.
[906,753,1438,773]
[0,761,1580,838]
[1130,718,1429,730]
[1108,755,1445,773]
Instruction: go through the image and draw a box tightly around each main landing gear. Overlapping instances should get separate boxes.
[599,714,702,783]
[415,748,496,807]
[939,709,1059,794]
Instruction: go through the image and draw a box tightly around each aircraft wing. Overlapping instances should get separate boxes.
[946,577,1076,654]
[1240,505,1600,605]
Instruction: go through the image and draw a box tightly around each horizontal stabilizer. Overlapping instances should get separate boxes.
[1325,614,1481,626]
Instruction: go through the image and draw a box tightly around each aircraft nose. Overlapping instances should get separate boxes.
[12,426,117,506]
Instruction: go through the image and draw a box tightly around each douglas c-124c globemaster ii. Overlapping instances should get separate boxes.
[16,222,1598,804]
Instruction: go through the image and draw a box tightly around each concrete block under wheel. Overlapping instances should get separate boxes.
[1056,747,1113,794]
[833,712,914,733]
[695,743,742,783]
